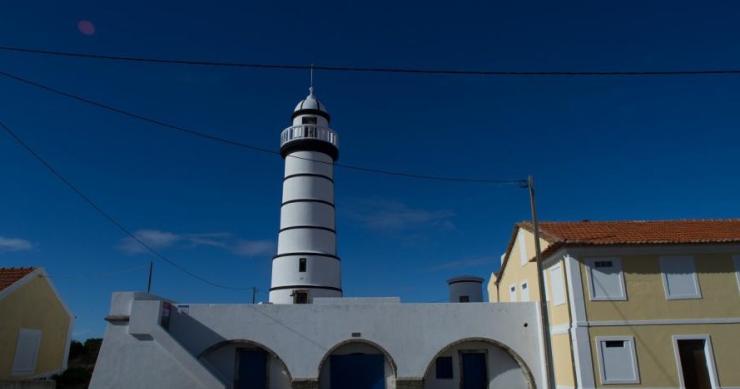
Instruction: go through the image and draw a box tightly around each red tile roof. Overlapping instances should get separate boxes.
[520,219,740,247]
[0,267,35,291]
[496,219,740,284]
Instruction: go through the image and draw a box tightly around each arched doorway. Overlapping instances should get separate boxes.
[318,340,397,389]
[199,340,292,389]
[423,338,534,389]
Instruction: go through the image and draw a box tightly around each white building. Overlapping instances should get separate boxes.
[90,89,545,389]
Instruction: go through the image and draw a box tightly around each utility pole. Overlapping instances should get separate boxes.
[251,287,257,304]
[147,260,153,294]
[528,175,556,389]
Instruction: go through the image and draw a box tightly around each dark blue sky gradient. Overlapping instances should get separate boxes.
[1,1,739,338]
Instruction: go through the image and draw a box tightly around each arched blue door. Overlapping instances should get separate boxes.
[330,354,385,389]
[461,352,487,389]
[235,349,267,389]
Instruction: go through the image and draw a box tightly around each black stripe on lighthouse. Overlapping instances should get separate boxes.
[281,199,335,208]
[283,173,334,183]
[280,139,338,161]
[272,253,341,261]
[278,225,336,233]
[269,285,342,292]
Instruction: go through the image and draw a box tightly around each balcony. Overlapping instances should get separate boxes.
[280,125,338,148]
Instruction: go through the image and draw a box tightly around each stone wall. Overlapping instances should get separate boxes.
[395,379,423,389]
[291,379,318,389]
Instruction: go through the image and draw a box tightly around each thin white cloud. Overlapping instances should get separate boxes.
[118,230,182,254]
[232,240,276,257]
[117,229,274,257]
[182,233,233,249]
[347,199,456,231]
[0,236,33,252]
[427,257,497,272]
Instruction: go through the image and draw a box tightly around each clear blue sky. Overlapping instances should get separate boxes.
[1,1,739,339]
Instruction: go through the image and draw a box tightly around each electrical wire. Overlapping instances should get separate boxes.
[0,119,334,344]
[2,45,740,77]
[0,69,525,186]
[41,265,148,280]
[0,118,254,291]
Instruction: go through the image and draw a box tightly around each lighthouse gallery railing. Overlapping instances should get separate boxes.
[280,125,338,148]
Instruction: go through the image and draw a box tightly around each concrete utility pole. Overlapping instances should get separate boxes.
[146,261,153,294]
[528,175,556,389]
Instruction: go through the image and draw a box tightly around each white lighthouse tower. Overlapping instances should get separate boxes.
[269,87,342,304]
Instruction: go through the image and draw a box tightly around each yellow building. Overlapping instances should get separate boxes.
[0,267,74,380]
[489,220,740,389]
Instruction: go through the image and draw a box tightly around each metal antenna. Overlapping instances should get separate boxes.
[309,64,314,95]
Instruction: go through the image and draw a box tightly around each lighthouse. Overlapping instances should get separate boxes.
[269,87,342,304]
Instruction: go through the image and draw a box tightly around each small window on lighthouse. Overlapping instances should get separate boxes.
[299,258,307,272]
[302,116,317,125]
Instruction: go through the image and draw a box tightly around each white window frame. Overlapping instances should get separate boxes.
[518,231,529,267]
[520,281,529,302]
[671,334,719,389]
[543,269,550,302]
[660,256,702,300]
[549,264,566,306]
[509,284,517,302]
[595,335,640,385]
[11,328,42,376]
[585,257,627,301]
[733,255,740,294]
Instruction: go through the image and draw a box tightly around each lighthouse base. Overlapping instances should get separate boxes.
[269,287,342,304]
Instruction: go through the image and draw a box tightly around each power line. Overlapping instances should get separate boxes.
[0,69,524,185]
[0,120,336,342]
[0,117,341,349]
[0,118,336,347]
[0,118,253,291]
[41,265,148,280]
[2,45,740,77]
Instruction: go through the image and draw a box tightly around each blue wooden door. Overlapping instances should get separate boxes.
[461,352,487,389]
[330,354,385,389]
[235,349,267,389]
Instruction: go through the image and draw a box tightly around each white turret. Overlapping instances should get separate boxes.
[269,88,342,304]
[447,276,484,303]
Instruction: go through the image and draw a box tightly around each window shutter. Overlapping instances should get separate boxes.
[734,255,740,293]
[509,285,517,302]
[587,258,626,300]
[597,337,639,384]
[660,256,701,299]
[549,265,566,306]
[518,232,528,266]
[12,329,42,375]
[520,282,530,302]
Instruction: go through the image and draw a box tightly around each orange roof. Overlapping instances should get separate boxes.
[520,219,740,247]
[496,219,740,284]
[0,267,35,291]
